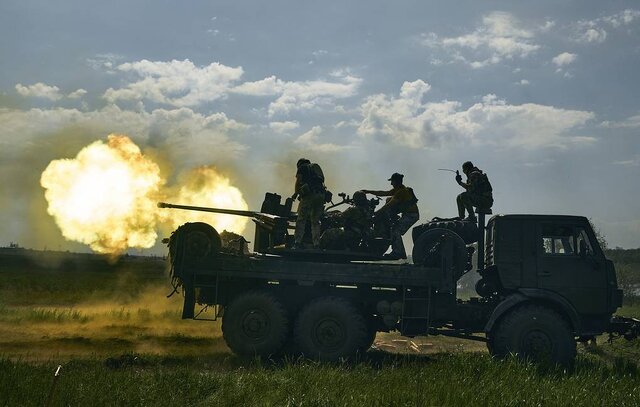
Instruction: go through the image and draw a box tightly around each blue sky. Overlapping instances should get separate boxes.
[1,0,639,251]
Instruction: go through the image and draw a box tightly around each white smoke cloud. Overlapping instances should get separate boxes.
[420,12,541,67]
[358,80,595,149]
[15,83,63,100]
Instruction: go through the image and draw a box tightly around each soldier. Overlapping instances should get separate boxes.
[341,191,373,250]
[455,161,493,222]
[291,158,326,249]
[362,173,419,260]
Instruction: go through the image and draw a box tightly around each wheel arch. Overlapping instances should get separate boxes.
[485,289,582,335]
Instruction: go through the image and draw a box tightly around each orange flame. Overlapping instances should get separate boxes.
[40,134,248,255]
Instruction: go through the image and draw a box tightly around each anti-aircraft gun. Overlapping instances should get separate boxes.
[158,192,294,257]
[159,191,396,263]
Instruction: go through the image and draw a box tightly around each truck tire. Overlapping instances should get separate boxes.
[489,304,576,367]
[294,297,368,361]
[412,229,467,281]
[412,220,479,245]
[174,222,222,258]
[222,291,289,357]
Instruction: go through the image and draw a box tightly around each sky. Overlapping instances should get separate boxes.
[0,0,639,253]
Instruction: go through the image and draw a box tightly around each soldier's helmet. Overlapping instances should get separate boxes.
[353,191,367,206]
[462,161,474,171]
[297,158,311,168]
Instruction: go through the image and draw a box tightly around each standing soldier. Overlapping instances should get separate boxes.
[292,158,326,249]
[455,161,493,222]
[362,173,419,260]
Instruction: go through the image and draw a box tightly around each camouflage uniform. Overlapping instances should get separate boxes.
[384,185,420,257]
[294,162,325,247]
[457,167,493,219]
[294,192,325,247]
[341,205,372,250]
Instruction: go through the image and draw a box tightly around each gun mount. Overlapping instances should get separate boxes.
[159,191,397,263]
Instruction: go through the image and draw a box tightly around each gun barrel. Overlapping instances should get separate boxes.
[157,202,263,218]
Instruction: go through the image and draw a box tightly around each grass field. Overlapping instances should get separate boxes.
[1,252,639,406]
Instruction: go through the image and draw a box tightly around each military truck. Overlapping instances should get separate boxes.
[159,193,639,366]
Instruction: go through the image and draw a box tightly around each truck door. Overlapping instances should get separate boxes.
[536,223,608,315]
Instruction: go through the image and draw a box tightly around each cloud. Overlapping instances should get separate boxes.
[15,83,63,101]
[103,59,244,107]
[515,79,530,85]
[86,53,123,73]
[0,105,247,167]
[600,113,640,129]
[358,80,595,149]
[67,89,88,99]
[613,154,640,167]
[103,59,361,116]
[233,73,362,117]
[294,126,349,152]
[420,12,541,67]
[602,9,640,28]
[574,9,640,43]
[552,52,577,67]
[269,121,300,133]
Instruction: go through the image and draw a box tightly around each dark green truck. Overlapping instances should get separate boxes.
[161,194,638,366]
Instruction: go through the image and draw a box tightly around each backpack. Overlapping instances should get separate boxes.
[309,163,325,184]
[472,169,493,196]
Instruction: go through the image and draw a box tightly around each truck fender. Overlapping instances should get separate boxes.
[484,289,582,334]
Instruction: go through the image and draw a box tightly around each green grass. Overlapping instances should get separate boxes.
[1,250,640,406]
[2,353,640,407]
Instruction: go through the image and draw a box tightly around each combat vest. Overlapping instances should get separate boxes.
[298,162,326,195]
[470,168,493,197]
[394,186,419,214]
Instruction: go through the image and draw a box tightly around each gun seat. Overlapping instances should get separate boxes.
[476,207,492,215]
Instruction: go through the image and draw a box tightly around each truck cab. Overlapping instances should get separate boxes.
[481,214,623,338]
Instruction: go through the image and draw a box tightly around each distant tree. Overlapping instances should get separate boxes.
[588,219,608,251]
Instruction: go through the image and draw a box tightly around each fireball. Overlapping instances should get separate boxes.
[40,134,249,255]
[160,166,249,234]
[40,135,163,254]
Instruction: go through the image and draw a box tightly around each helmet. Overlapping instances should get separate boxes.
[462,161,474,171]
[297,158,311,168]
[353,191,367,206]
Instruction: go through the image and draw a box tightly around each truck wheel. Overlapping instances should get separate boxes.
[178,222,222,258]
[294,297,368,362]
[490,304,576,367]
[222,291,289,357]
[412,229,467,280]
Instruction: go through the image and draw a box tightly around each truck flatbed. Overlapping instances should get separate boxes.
[182,253,444,288]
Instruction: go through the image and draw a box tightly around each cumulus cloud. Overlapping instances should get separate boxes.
[358,80,595,149]
[102,59,361,116]
[67,89,88,99]
[552,52,577,67]
[0,105,247,167]
[420,12,541,67]
[294,126,349,152]
[574,9,640,43]
[103,59,244,107]
[269,121,300,133]
[15,83,63,100]
[233,73,362,117]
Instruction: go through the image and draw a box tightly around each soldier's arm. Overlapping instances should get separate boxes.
[457,174,472,190]
[362,189,393,197]
[292,174,303,199]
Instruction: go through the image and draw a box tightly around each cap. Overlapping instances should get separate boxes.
[388,172,404,181]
